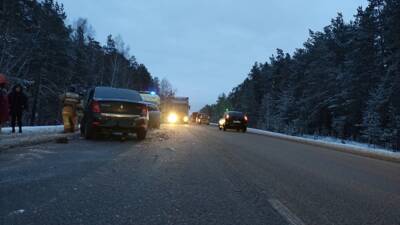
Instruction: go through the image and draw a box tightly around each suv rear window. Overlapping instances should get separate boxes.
[94,87,142,101]
[228,111,244,117]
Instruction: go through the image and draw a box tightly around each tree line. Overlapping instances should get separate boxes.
[0,0,160,125]
[202,0,400,150]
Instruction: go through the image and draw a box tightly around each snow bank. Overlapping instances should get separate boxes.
[1,125,64,135]
[248,128,400,162]
[210,123,400,162]
[0,125,73,151]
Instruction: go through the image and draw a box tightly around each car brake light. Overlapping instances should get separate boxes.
[226,114,230,119]
[92,121,101,126]
[244,115,248,121]
[91,100,101,113]
[141,106,148,117]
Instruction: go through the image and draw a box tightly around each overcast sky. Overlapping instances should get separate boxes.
[61,0,367,111]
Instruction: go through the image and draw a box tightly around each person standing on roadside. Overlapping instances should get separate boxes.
[8,84,28,133]
[0,74,9,133]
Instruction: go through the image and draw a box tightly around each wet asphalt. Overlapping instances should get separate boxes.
[0,124,399,225]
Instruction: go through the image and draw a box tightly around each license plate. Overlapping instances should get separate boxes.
[234,121,241,124]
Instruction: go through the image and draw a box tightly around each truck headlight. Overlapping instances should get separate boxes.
[168,113,178,123]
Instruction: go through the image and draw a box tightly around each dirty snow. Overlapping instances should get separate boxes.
[210,123,400,160]
[248,128,400,160]
[1,125,64,135]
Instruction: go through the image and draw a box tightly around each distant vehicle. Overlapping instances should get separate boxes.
[161,97,190,124]
[190,112,199,123]
[146,103,161,129]
[196,113,210,125]
[80,87,149,140]
[219,111,248,132]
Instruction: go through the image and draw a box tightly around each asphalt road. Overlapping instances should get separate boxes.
[1,125,399,225]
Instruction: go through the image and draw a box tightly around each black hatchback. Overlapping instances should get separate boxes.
[80,87,149,140]
[219,111,248,132]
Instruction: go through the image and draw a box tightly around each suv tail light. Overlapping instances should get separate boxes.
[91,100,101,113]
[141,106,148,117]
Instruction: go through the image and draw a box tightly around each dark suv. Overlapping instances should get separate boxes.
[219,111,248,132]
[80,87,149,140]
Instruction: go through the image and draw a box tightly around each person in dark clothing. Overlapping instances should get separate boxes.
[8,84,28,133]
[0,74,9,133]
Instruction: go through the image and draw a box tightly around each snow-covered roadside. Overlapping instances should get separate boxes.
[0,125,71,151]
[247,128,400,162]
[1,125,64,135]
[210,123,400,162]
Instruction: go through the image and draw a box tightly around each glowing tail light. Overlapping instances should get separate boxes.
[91,100,101,113]
[141,106,148,117]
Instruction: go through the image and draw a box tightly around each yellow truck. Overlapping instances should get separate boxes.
[161,97,190,124]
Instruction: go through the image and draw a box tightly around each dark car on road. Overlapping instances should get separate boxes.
[80,87,149,140]
[196,113,210,125]
[219,111,248,132]
[146,103,161,129]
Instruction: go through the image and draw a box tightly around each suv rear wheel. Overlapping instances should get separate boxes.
[137,128,147,140]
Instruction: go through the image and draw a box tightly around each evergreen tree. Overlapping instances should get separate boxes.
[0,0,159,125]
[204,1,400,150]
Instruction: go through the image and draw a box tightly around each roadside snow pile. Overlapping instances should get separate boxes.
[247,128,400,161]
[1,125,64,135]
[0,125,70,150]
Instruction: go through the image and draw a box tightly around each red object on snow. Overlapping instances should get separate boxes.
[0,74,7,84]
[0,73,9,123]
[0,91,9,123]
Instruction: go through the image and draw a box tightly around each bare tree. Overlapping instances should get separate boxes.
[159,78,176,99]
